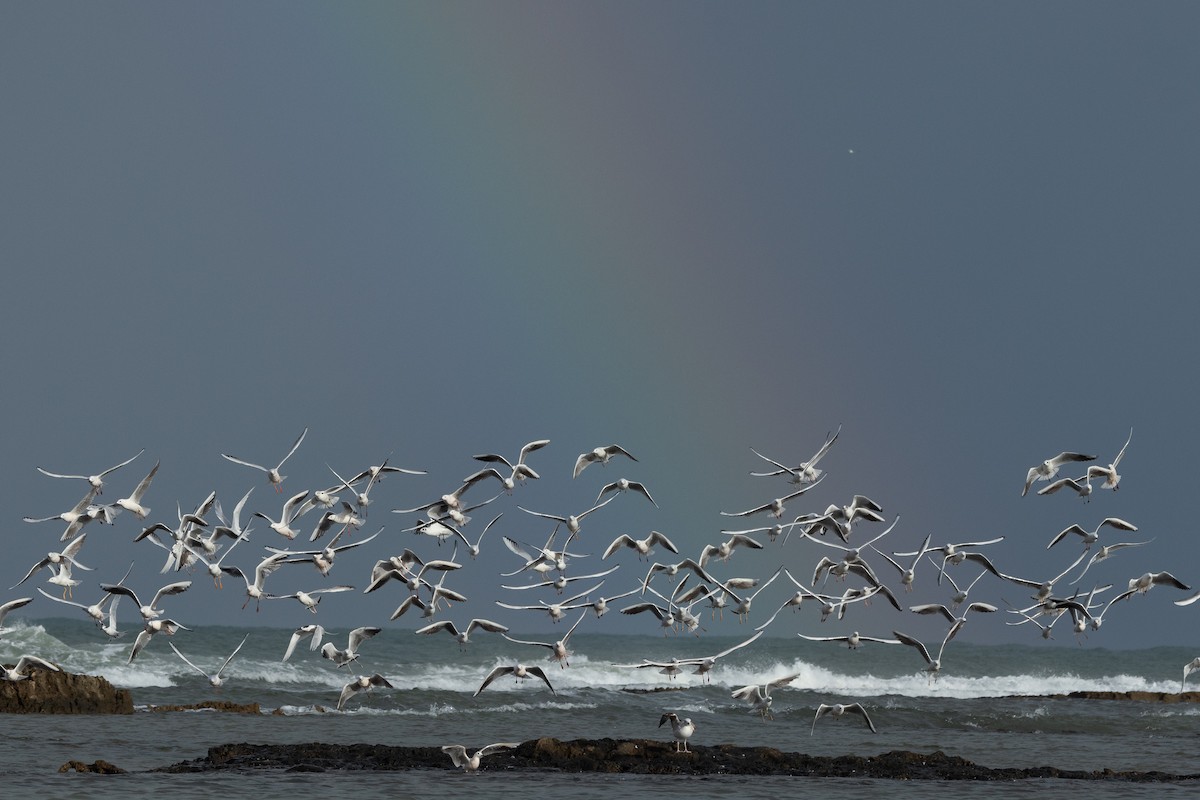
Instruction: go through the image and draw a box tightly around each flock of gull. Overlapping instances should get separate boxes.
[3,425,1199,764]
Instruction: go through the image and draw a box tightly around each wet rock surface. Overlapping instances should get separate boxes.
[0,668,132,714]
[151,737,1200,780]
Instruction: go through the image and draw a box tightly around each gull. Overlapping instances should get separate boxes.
[681,629,764,681]
[394,468,505,520]
[799,631,900,650]
[337,673,393,711]
[1005,606,1061,640]
[267,585,355,614]
[909,601,998,640]
[307,502,363,542]
[111,461,161,521]
[1,654,61,682]
[0,597,34,636]
[47,562,82,599]
[501,565,618,594]
[502,609,588,667]
[749,425,841,485]
[1037,476,1092,501]
[518,495,615,541]
[416,618,509,646]
[596,478,658,508]
[281,624,325,662]
[272,526,383,577]
[999,550,1088,602]
[12,532,94,590]
[585,587,641,618]
[441,743,521,773]
[620,599,678,635]
[365,551,461,594]
[36,587,117,627]
[1110,571,1191,604]
[36,449,143,495]
[698,533,764,567]
[754,572,832,631]
[1086,428,1133,491]
[98,595,124,639]
[1183,658,1200,693]
[728,566,784,623]
[641,558,718,594]
[731,672,800,720]
[894,537,1005,584]
[603,530,679,561]
[806,494,885,541]
[1047,517,1138,550]
[23,487,100,531]
[659,713,695,752]
[440,513,503,560]
[573,444,638,479]
[870,533,932,592]
[196,487,255,556]
[1176,590,1200,607]
[1023,451,1096,496]
[320,626,382,667]
[808,518,900,586]
[939,566,989,610]
[344,460,428,487]
[496,582,605,623]
[719,476,825,520]
[893,627,958,680]
[473,438,550,490]
[101,580,191,620]
[252,489,314,540]
[221,427,308,493]
[1071,540,1154,585]
[721,521,803,545]
[221,551,290,611]
[474,663,556,697]
[169,634,249,689]
[812,702,877,735]
[326,461,389,517]
[128,618,188,664]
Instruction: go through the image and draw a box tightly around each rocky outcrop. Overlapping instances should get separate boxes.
[0,668,132,714]
[145,700,263,714]
[1055,691,1200,703]
[151,738,1200,780]
[58,760,126,774]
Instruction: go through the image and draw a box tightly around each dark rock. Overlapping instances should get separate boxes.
[58,760,126,774]
[149,738,1200,780]
[0,668,132,714]
[145,700,263,714]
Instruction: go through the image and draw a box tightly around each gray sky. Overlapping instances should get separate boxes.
[3,3,1198,650]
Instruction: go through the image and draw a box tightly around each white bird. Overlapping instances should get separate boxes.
[698,533,764,567]
[678,630,764,681]
[394,468,505,519]
[870,533,932,593]
[474,663,556,697]
[445,513,503,559]
[1183,657,1200,693]
[496,582,605,623]
[596,478,658,508]
[1085,428,1133,491]
[336,673,393,711]
[221,427,308,493]
[799,631,900,650]
[811,702,877,735]
[573,444,638,479]
[0,597,34,636]
[128,618,188,664]
[112,461,161,520]
[222,552,290,611]
[893,627,958,680]
[749,425,841,485]
[518,495,615,541]
[23,487,101,540]
[441,742,521,772]
[46,561,82,599]
[267,585,355,614]
[169,634,249,689]
[473,438,550,490]
[252,489,314,540]
[36,449,143,495]
[1176,590,1200,607]
[603,530,679,561]
[1,654,61,682]
[731,672,800,720]
[1071,540,1154,585]
[908,602,998,640]
[659,712,695,752]
[320,626,382,667]
[11,532,93,590]
[804,494,885,542]
[415,618,508,646]
[1109,571,1191,604]
[100,580,191,620]
[272,526,382,577]
[281,624,325,662]
[719,476,825,520]
[620,599,678,635]
[1023,451,1096,496]
[1037,476,1093,501]
[1047,517,1138,550]
[502,609,588,667]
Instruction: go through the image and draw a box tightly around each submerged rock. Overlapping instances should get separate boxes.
[152,738,1200,780]
[0,668,132,714]
[144,700,263,714]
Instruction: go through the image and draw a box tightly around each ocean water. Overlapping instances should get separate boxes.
[2,618,1198,799]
